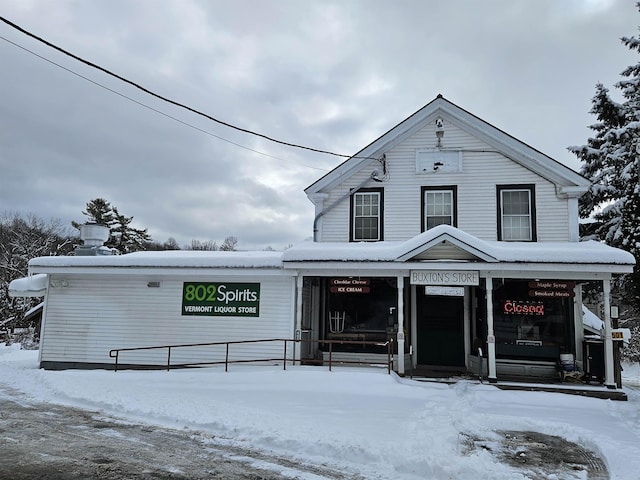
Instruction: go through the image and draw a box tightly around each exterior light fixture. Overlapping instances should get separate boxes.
[435,118,444,147]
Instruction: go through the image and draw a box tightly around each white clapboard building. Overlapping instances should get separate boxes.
[11,95,634,389]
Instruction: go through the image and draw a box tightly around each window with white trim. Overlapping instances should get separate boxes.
[351,189,383,241]
[497,185,536,241]
[422,186,457,230]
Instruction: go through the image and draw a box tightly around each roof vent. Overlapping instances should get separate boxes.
[80,223,110,246]
[75,223,116,256]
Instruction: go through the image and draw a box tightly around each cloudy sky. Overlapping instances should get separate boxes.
[0,0,638,250]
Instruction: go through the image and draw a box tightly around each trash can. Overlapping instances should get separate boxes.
[583,339,604,384]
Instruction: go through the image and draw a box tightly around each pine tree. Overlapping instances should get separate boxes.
[111,207,151,254]
[570,4,640,310]
[71,198,116,230]
[73,198,151,254]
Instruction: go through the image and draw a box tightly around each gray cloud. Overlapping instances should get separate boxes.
[0,0,636,249]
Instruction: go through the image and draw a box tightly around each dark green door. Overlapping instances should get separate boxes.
[417,294,465,367]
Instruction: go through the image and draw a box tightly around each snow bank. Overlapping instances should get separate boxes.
[1,345,639,479]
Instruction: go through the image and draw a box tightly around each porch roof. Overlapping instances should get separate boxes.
[282,225,635,271]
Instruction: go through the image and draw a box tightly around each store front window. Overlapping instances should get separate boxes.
[323,277,397,352]
[492,279,574,360]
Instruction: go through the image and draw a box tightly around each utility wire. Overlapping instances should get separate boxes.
[0,16,373,161]
[0,34,330,172]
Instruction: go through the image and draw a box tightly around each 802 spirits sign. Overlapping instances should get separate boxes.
[182,282,260,317]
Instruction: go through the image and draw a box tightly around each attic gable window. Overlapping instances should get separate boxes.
[497,184,536,241]
[350,188,383,242]
[416,149,462,174]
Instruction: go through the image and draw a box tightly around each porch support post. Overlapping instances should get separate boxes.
[485,276,497,383]
[603,278,616,388]
[295,274,303,363]
[397,276,405,375]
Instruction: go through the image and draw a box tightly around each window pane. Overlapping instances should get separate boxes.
[502,216,531,241]
[427,216,452,229]
[354,192,380,241]
[502,191,530,215]
[425,190,453,229]
[355,217,379,240]
[501,189,532,241]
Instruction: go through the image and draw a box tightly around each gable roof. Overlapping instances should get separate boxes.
[395,226,497,262]
[306,95,589,197]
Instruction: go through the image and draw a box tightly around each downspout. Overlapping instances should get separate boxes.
[312,160,387,242]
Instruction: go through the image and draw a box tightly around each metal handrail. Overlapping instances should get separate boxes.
[108,338,394,373]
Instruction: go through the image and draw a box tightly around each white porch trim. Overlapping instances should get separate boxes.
[603,279,616,388]
[397,276,405,374]
[486,276,497,382]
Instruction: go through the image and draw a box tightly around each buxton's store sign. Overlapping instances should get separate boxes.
[182,282,260,317]
[410,270,479,286]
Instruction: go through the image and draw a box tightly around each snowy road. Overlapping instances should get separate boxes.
[0,388,355,480]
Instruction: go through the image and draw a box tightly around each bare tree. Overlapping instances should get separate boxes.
[0,212,75,338]
[187,239,218,251]
[219,236,238,251]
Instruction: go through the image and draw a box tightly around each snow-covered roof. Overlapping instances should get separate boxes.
[27,226,634,276]
[282,225,636,266]
[582,305,604,334]
[29,251,284,269]
[8,274,48,298]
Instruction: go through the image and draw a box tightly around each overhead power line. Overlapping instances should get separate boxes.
[0,16,370,161]
[0,34,329,172]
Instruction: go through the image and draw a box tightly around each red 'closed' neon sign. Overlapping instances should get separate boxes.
[503,300,544,316]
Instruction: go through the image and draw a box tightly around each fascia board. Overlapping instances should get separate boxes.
[283,261,409,271]
[307,97,589,196]
[558,185,590,198]
[283,261,494,271]
[29,266,293,277]
[480,262,633,280]
[293,267,410,277]
[283,260,632,276]
[305,156,380,198]
[477,265,630,278]
[445,104,589,188]
[306,98,448,195]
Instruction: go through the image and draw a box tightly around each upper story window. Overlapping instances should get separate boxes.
[497,184,536,241]
[422,186,457,231]
[351,188,383,241]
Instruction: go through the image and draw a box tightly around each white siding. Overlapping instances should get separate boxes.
[319,121,570,242]
[40,273,295,368]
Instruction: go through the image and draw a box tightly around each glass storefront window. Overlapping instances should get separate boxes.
[492,280,573,360]
[324,277,397,352]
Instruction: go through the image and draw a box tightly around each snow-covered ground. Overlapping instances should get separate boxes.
[1,344,639,480]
